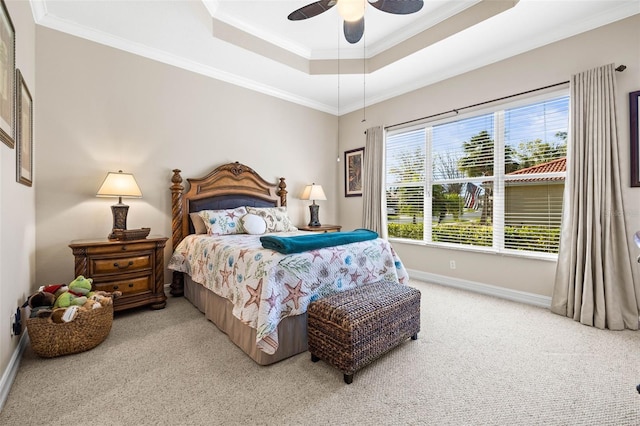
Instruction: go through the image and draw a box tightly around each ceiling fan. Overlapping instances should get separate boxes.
[287,0,424,44]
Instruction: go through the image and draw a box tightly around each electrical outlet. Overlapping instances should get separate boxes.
[10,307,22,337]
[449,260,456,269]
[9,313,15,337]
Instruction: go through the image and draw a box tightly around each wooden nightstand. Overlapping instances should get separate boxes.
[69,236,168,312]
[298,224,342,233]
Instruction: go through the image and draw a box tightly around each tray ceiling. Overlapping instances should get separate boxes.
[31,0,640,115]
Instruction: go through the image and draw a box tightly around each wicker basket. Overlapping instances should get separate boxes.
[26,304,114,358]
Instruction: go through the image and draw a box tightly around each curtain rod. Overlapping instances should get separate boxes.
[384,64,627,132]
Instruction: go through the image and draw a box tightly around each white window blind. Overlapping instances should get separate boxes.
[385,94,569,255]
[385,129,427,239]
[501,96,568,253]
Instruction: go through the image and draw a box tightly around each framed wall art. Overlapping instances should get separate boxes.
[0,0,14,148]
[16,69,32,186]
[630,90,639,187]
[344,147,364,197]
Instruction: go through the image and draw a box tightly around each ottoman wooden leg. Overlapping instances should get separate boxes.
[311,354,320,362]
[344,374,353,385]
[411,333,418,340]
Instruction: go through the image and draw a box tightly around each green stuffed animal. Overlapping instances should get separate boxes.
[54,275,94,308]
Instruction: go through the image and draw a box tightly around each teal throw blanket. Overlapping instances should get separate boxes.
[260,229,378,254]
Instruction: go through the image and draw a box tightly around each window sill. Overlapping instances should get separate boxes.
[388,237,558,262]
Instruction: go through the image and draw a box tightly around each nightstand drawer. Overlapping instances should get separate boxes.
[94,275,151,295]
[70,236,168,312]
[91,254,152,275]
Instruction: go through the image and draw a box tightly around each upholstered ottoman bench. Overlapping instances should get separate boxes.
[307,281,421,384]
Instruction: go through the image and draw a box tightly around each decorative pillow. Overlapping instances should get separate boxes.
[198,207,247,235]
[189,212,208,234]
[245,206,298,233]
[240,214,267,235]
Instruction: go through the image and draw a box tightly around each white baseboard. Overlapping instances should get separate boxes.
[407,269,552,309]
[0,333,29,413]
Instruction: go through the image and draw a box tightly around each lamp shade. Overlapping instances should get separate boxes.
[96,170,142,199]
[300,184,327,201]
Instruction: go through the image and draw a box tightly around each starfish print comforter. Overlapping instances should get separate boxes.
[167,232,409,355]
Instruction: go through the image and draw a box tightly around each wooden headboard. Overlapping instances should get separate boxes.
[169,162,287,296]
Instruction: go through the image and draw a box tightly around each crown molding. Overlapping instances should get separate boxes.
[30,2,338,115]
[209,3,313,59]
[28,0,640,117]
[339,0,640,114]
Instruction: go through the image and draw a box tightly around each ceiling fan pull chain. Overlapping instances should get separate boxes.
[362,28,366,123]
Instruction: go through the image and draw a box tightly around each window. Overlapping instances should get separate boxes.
[386,93,569,255]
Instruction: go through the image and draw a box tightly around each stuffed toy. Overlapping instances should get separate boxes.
[83,290,121,309]
[27,291,56,318]
[82,299,100,310]
[54,275,93,308]
[50,307,79,324]
[41,284,69,299]
[50,308,66,324]
[93,290,121,304]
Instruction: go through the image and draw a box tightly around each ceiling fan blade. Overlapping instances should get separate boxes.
[288,0,336,21]
[344,17,364,44]
[369,0,424,15]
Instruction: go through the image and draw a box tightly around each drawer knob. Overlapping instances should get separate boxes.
[128,283,134,288]
[114,261,133,269]
[113,285,119,290]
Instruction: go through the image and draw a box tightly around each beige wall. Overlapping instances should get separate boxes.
[0,0,36,397]
[34,28,338,285]
[338,15,640,297]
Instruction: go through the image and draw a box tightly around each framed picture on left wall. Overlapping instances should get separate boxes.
[630,90,640,187]
[16,69,33,186]
[0,0,15,148]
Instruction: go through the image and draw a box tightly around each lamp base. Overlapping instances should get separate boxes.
[308,204,321,227]
[108,203,129,240]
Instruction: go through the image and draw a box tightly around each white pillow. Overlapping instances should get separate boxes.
[240,214,267,235]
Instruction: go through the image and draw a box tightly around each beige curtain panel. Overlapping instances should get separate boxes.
[362,125,386,237]
[551,63,639,330]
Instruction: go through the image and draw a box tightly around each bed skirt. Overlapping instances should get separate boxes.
[184,276,309,365]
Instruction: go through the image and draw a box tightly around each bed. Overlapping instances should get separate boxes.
[167,162,409,365]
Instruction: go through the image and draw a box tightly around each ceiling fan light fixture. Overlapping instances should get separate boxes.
[287,0,423,44]
[337,0,365,22]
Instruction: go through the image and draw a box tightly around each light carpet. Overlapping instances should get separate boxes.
[1,279,639,425]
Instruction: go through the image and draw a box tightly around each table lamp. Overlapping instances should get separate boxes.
[96,170,142,239]
[301,183,326,226]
